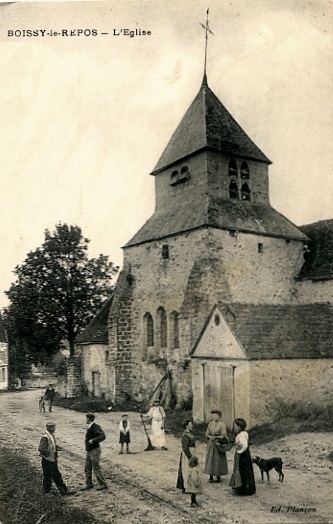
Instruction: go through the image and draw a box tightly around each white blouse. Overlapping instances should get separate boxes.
[235,430,248,454]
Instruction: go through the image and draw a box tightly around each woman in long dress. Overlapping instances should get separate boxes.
[146,399,167,450]
[229,417,256,496]
[204,409,228,482]
[176,419,196,493]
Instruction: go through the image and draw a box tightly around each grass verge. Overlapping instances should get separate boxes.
[249,401,333,445]
[0,447,107,524]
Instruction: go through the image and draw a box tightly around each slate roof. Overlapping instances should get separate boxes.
[152,76,271,175]
[193,303,333,360]
[76,296,113,344]
[298,220,333,280]
[125,198,307,247]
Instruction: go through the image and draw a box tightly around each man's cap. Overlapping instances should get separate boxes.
[46,422,56,428]
[86,412,95,420]
[122,414,128,418]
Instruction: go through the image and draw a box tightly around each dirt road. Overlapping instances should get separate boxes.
[0,390,332,524]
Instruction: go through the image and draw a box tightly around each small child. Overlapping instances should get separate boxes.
[119,414,131,454]
[187,455,203,507]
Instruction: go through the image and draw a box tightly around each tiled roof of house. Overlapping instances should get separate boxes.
[152,77,271,175]
[125,198,307,247]
[76,296,113,344]
[298,220,333,280]
[215,303,333,359]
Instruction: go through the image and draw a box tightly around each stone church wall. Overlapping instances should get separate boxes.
[207,229,305,304]
[154,153,208,212]
[116,225,304,404]
[154,151,270,210]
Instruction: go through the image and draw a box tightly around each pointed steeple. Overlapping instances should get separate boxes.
[152,82,271,175]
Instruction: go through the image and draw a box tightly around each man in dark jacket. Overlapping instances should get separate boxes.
[38,422,74,495]
[43,384,56,412]
[82,413,108,491]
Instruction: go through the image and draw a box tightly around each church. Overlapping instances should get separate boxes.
[74,71,333,428]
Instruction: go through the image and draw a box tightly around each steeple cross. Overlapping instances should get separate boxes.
[200,8,214,77]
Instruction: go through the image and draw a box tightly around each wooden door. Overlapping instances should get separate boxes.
[203,364,234,429]
[92,371,100,397]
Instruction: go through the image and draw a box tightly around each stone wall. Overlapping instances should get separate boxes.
[207,229,304,304]
[154,153,208,213]
[294,279,333,304]
[66,357,82,398]
[80,343,114,398]
[249,358,333,426]
[108,267,137,401]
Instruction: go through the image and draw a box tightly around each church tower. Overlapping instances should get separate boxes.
[108,73,306,406]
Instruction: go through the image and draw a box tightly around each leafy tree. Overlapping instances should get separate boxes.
[5,223,118,361]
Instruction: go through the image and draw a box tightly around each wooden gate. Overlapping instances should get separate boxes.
[203,364,235,428]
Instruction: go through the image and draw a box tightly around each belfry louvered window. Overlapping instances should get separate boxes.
[229,180,239,199]
[241,183,251,201]
[228,158,238,177]
[240,161,250,179]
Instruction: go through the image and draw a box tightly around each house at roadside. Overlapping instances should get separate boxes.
[0,313,8,391]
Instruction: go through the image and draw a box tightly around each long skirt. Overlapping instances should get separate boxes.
[150,417,165,448]
[204,440,228,476]
[176,451,189,490]
[229,449,256,496]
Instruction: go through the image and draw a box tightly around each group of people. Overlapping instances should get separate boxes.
[177,410,256,507]
[38,399,255,506]
[38,397,167,496]
[38,412,108,495]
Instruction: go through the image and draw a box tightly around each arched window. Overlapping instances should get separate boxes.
[143,312,154,360]
[240,161,250,179]
[241,183,251,201]
[171,170,178,181]
[157,307,167,349]
[170,311,179,349]
[229,180,239,199]
[228,158,237,177]
[170,166,190,186]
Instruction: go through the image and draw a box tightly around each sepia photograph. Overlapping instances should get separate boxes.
[0,1,332,523]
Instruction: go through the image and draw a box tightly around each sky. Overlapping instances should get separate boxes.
[0,0,332,308]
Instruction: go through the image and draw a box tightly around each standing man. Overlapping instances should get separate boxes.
[38,422,74,495]
[44,383,56,412]
[82,413,108,491]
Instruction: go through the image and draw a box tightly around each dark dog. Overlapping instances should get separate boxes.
[252,455,284,483]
